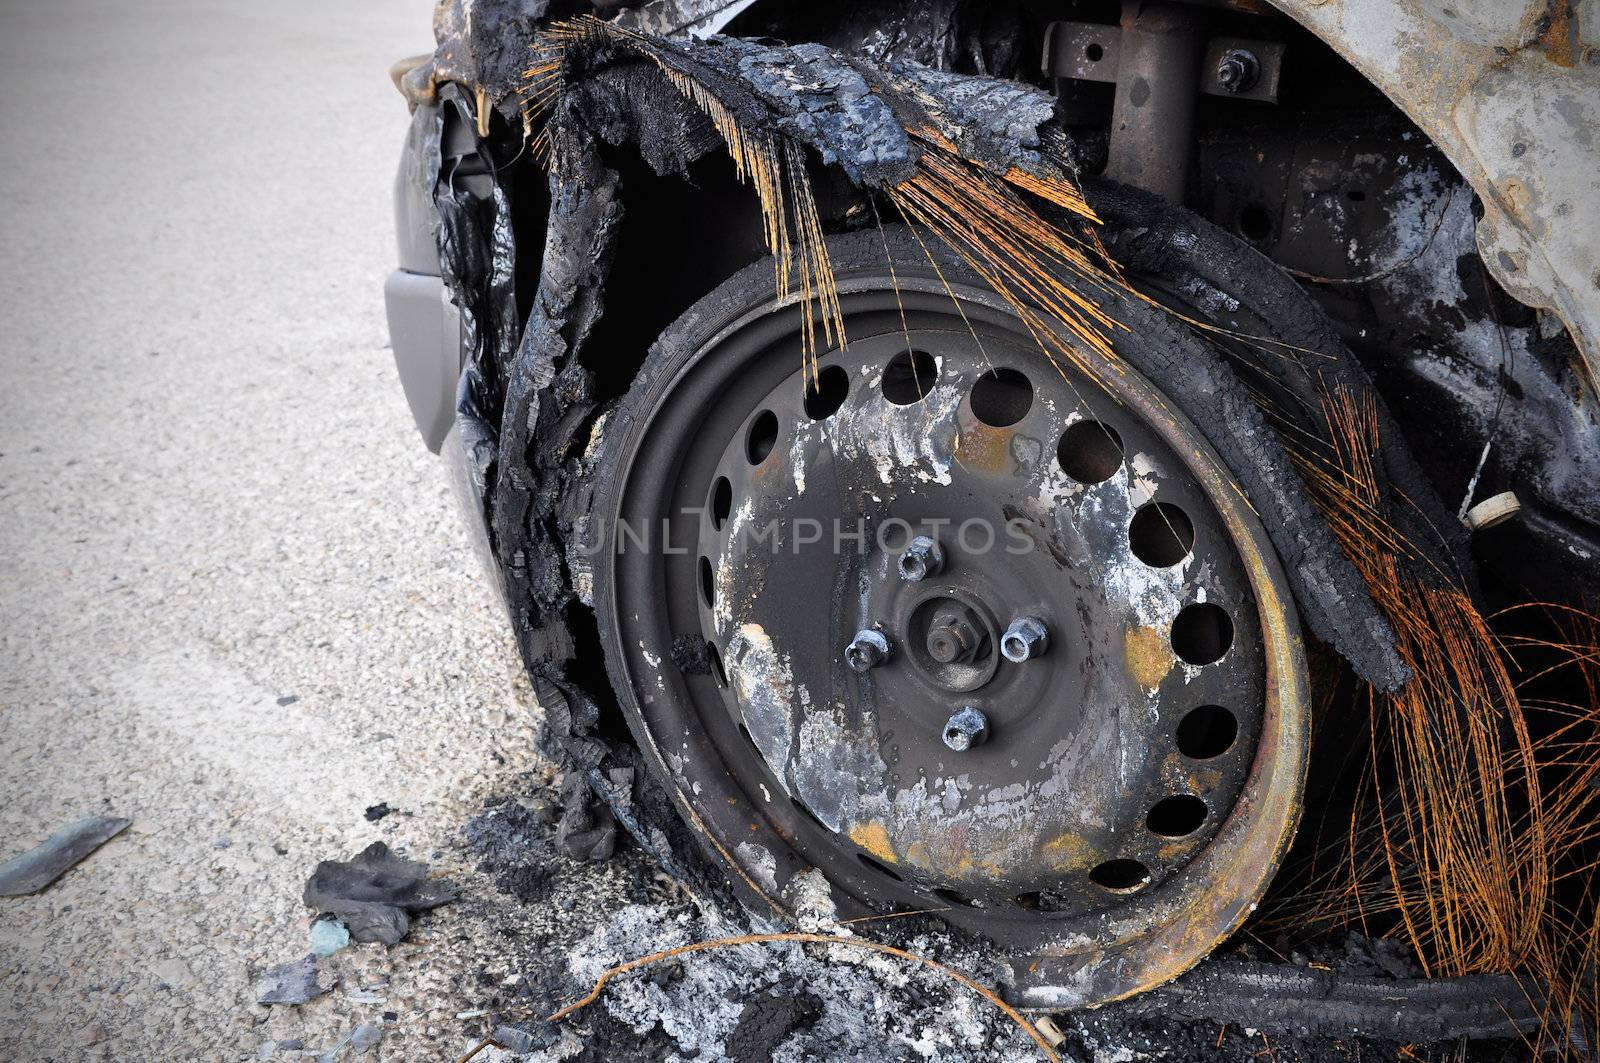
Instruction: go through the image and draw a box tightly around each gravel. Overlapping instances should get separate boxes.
[0,0,550,1059]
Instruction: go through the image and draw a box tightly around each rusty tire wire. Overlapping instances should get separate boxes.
[591,226,1310,1008]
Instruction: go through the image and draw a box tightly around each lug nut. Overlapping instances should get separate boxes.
[943,706,989,752]
[845,628,892,673]
[1216,48,1261,94]
[898,535,945,582]
[1001,616,1049,662]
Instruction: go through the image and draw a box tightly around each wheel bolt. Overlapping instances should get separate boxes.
[927,611,981,664]
[943,706,989,751]
[845,628,892,673]
[898,535,945,582]
[1001,616,1049,662]
[1216,48,1261,94]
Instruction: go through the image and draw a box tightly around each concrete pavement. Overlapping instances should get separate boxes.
[0,2,546,1058]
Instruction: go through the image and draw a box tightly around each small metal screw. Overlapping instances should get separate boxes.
[845,628,892,673]
[943,706,989,752]
[898,535,945,582]
[1216,49,1260,94]
[1001,616,1049,662]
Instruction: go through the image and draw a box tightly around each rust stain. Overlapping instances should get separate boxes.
[1157,838,1199,863]
[1124,625,1173,690]
[1043,832,1095,872]
[900,832,1010,881]
[1534,0,1579,67]
[954,408,1015,473]
[849,822,899,865]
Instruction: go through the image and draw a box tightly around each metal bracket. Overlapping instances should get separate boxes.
[1044,21,1285,103]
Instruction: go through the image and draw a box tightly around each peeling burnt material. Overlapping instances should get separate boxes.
[429,0,559,117]
[640,36,919,187]
[554,770,619,861]
[1087,179,1478,643]
[425,48,745,913]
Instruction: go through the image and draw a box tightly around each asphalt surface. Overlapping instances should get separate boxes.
[0,1,554,1058]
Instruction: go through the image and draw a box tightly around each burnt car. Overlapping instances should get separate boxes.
[384,0,1600,1038]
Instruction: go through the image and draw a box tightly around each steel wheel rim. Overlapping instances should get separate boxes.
[598,254,1309,1007]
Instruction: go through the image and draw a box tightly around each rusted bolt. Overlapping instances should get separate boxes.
[898,535,945,582]
[943,706,989,751]
[845,628,892,673]
[1216,49,1260,93]
[927,610,981,664]
[1001,616,1049,662]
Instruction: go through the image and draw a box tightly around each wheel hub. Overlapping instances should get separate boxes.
[906,591,998,691]
[924,602,985,666]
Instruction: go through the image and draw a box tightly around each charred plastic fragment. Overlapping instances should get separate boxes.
[0,816,130,897]
[302,843,456,946]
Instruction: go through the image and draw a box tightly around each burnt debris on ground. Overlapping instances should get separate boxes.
[302,842,457,947]
[255,955,338,1008]
[0,814,130,897]
[448,777,1537,1062]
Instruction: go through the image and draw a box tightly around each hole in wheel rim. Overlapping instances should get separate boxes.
[882,349,938,405]
[709,477,732,530]
[1089,859,1150,893]
[1177,705,1237,759]
[970,367,1033,427]
[1129,502,1195,567]
[1146,795,1208,838]
[1171,602,1233,665]
[1058,420,1124,484]
[804,364,850,420]
[699,555,715,608]
[746,410,778,465]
